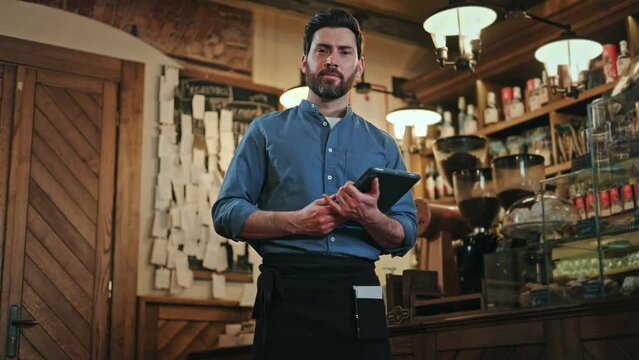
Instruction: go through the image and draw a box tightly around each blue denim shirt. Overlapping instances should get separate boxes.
[212,100,417,260]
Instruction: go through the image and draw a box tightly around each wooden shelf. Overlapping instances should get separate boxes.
[193,270,253,283]
[477,82,615,137]
[545,161,572,176]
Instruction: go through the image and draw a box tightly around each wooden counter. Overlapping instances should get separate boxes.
[389,295,639,359]
[136,296,252,360]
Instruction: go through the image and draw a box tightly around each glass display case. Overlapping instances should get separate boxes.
[484,84,639,311]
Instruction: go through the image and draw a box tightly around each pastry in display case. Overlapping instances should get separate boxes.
[484,82,639,311]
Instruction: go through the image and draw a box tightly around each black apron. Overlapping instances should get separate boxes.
[252,253,391,360]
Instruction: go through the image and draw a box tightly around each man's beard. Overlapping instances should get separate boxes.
[305,65,357,100]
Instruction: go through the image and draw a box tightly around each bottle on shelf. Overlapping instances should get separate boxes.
[602,43,618,83]
[571,183,586,221]
[457,96,466,135]
[526,78,542,112]
[501,87,513,120]
[484,91,499,125]
[585,181,595,219]
[617,40,632,77]
[439,111,455,138]
[435,167,446,199]
[622,179,635,213]
[609,184,622,216]
[510,86,525,118]
[539,71,550,106]
[426,163,437,200]
[464,104,478,134]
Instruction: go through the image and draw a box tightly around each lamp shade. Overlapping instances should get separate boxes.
[534,35,602,79]
[279,85,309,109]
[386,107,442,127]
[423,4,497,37]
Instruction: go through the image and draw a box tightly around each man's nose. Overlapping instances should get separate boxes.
[325,53,337,68]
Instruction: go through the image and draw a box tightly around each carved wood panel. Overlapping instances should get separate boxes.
[23,0,253,75]
[137,296,252,360]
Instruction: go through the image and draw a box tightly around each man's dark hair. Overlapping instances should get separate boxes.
[303,8,364,59]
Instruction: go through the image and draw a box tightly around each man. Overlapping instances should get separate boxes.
[212,8,417,360]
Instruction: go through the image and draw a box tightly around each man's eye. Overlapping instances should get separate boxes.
[341,50,352,55]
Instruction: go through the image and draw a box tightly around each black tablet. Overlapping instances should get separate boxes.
[354,167,420,212]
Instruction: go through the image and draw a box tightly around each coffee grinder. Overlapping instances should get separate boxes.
[452,168,500,294]
[433,135,495,294]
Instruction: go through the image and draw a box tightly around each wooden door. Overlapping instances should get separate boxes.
[1,64,117,359]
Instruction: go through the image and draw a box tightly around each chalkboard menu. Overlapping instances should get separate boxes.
[177,78,279,122]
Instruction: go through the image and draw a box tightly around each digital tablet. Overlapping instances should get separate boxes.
[354,167,421,212]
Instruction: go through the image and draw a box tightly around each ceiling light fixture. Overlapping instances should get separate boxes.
[423,1,603,97]
[535,32,603,98]
[422,0,497,72]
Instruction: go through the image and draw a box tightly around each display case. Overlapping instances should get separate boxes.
[484,83,639,311]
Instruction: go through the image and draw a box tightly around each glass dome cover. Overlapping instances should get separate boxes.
[501,191,578,239]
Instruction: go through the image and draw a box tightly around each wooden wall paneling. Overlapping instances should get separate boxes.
[31,134,98,217]
[37,69,104,94]
[418,332,435,360]
[580,310,639,340]
[582,336,639,360]
[32,107,99,199]
[0,66,36,355]
[389,335,412,356]
[0,64,16,290]
[0,35,121,81]
[138,300,160,360]
[92,80,117,360]
[436,321,544,351]
[111,60,144,360]
[39,84,102,152]
[36,85,100,174]
[137,297,253,360]
[544,317,583,359]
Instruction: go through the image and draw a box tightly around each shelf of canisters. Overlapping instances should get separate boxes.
[477,82,616,137]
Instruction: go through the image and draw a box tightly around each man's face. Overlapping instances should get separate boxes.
[302,27,364,100]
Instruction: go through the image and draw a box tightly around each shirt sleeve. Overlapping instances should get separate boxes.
[211,121,266,241]
[381,138,418,257]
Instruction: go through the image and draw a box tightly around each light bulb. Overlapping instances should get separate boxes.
[393,123,406,140]
[431,32,447,49]
[544,61,559,78]
[414,123,428,137]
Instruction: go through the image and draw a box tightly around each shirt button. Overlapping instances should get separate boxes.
[323,122,328,126]
[328,148,333,152]
[330,237,336,242]
[327,175,333,180]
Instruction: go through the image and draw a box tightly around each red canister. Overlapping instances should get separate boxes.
[501,87,513,120]
[602,43,618,83]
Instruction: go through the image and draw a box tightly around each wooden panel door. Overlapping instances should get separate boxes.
[1,65,117,359]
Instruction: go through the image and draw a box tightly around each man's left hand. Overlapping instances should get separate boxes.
[323,177,381,223]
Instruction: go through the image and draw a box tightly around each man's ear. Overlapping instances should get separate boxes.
[356,56,365,79]
[301,54,308,74]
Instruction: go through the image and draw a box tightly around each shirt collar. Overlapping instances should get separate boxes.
[299,99,353,119]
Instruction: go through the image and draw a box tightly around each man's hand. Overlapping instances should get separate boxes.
[323,177,406,249]
[292,198,346,236]
[323,177,381,223]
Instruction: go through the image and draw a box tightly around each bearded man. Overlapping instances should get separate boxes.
[212,8,417,360]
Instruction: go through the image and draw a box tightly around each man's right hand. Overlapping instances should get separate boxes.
[292,197,346,236]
